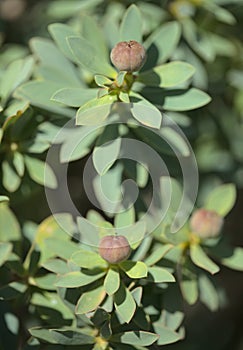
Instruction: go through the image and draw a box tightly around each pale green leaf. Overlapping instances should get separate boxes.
[110,331,158,346]
[76,285,106,314]
[114,282,136,323]
[76,95,117,126]
[144,21,181,66]
[144,244,173,266]
[205,184,237,217]
[2,160,21,192]
[190,244,220,275]
[120,5,143,43]
[67,36,116,77]
[51,328,95,345]
[163,88,211,111]
[148,266,175,283]
[130,92,162,129]
[153,324,182,345]
[93,137,121,175]
[0,203,21,241]
[104,268,120,295]
[24,155,58,189]
[199,274,219,311]
[51,87,98,107]
[55,270,105,288]
[221,247,243,271]
[71,249,107,269]
[139,61,195,87]
[0,196,9,203]
[120,261,148,279]
[0,242,12,266]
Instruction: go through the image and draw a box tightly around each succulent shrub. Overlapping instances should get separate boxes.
[0,2,243,350]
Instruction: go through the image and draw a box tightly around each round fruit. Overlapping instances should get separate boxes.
[110,40,146,72]
[190,208,223,238]
[98,235,131,264]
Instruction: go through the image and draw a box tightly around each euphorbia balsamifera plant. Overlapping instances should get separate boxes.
[0,3,242,350]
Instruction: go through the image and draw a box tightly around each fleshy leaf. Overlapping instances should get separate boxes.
[110,331,159,346]
[120,261,148,279]
[114,282,136,323]
[76,285,106,314]
[204,184,236,217]
[190,244,220,275]
[55,270,105,288]
[120,5,143,43]
[104,268,120,296]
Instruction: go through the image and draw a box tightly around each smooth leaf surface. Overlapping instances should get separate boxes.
[148,266,175,283]
[71,249,107,269]
[114,282,136,323]
[120,261,148,279]
[144,244,173,266]
[205,184,236,217]
[24,155,57,189]
[163,88,211,111]
[104,268,120,296]
[221,247,243,271]
[153,323,182,345]
[139,61,195,87]
[76,285,106,314]
[0,203,20,241]
[0,242,12,266]
[190,244,220,275]
[51,88,98,107]
[130,92,162,129]
[120,5,143,43]
[111,331,158,346]
[93,138,121,175]
[68,36,116,77]
[55,270,105,288]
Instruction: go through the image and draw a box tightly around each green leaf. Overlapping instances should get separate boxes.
[13,152,25,177]
[110,331,158,346]
[14,81,74,117]
[130,92,162,129]
[41,238,80,262]
[221,247,243,271]
[0,203,21,241]
[48,23,81,62]
[0,242,12,266]
[0,281,27,300]
[115,206,135,228]
[81,16,108,58]
[120,5,143,43]
[153,324,182,345]
[144,244,173,266]
[55,270,105,288]
[47,0,103,19]
[204,184,237,217]
[51,87,98,107]
[163,88,211,111]
[180,271,198,305]
[30,37,80,86]
[117,221,146,249]
[0,196,9,203]
[144,21,181,67]
[42,258,69,275]
[76,285,106,314]
[139,61,195,87]
[67,36,116,77]
[31,273,57,290]
[148,266,175,283]
[95,75,113,88]
[93,138,121,175]
[24,155,57,189]
[160,127,190,157]
[190,244,220,275]
[199,274,219,311]
[2,160,21,192]
[71,249,107,269]
[0,56,34,103]
[120,261,148,279]
[104,268,120,295]
[114,282,136,323]
[76,95,117,126]
[51,328,95,345]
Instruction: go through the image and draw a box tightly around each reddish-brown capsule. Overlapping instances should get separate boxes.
[110,40,146,72]
[190,208,224,239]
[98,235,131,264]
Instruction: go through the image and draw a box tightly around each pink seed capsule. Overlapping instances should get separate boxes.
[110,40,146,72]
[98,235,131,264]
[190,208,224,239]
